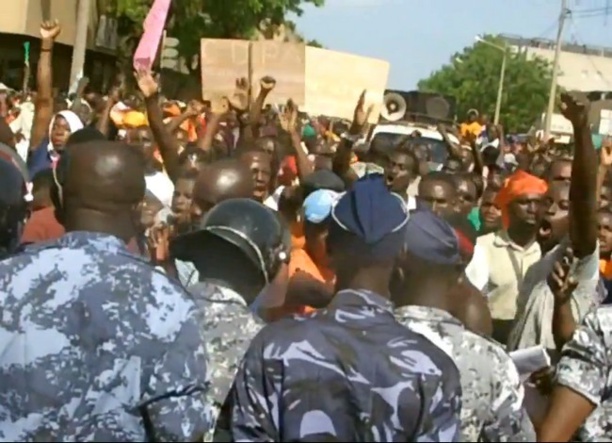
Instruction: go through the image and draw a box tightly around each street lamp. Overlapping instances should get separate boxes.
[475,35,508,126]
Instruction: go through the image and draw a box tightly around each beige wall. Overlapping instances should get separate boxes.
[0,0,101,49]
[516,46,612,92]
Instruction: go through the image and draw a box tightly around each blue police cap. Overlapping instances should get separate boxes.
[328,174,409,262]
[404,207,461,265]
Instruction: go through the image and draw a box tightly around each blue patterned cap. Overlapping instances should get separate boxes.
[329,174,409,261]
[404,207,461,265]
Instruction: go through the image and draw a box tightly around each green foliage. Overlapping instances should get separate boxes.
[307,39,324,48]
[417,35,554,132]
[111,0,324,71]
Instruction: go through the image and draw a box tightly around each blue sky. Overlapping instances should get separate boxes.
[292,0,612,89]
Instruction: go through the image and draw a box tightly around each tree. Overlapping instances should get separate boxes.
[110,0,325,74]
[417,35,554,132]
[306,39,324,48]
[280,19,325,48]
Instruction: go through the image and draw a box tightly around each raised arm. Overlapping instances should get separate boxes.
[279,99,313,183]
[332,91,372,186]
[135,68,183,183]
[30,21,61,150]
[246,76,275,140]
[561,92,598,258]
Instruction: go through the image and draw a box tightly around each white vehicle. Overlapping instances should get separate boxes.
[367,121,461,167]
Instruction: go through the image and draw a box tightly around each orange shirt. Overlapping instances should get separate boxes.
[289,248,335,285]
[267,241,335,321]
[291,221,306,250]
[22,207,65,244]
[600,259,612,279]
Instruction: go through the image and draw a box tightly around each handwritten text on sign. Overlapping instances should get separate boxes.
[133,0,172,71]
[250,41,305,105]
[201,39,305,105]
[200,39,250,101]
[200,39,389,120]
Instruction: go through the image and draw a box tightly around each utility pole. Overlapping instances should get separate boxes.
[493,48,507,125]
[69,0,92,92]
[544,0,569,139]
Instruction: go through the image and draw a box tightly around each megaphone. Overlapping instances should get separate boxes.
[381,92,406,122]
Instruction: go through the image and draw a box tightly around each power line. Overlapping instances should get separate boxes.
[572,6,612,18]
[536,18,561,38]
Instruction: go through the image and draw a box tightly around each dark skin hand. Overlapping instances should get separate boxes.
[549,247,579,351]
[561,92,598,258]
[247,76,276,141]
[30,20,61,150]
[96,84,122,137]
[332,90,372,187]
[437,123,463,161]
[197,96,230,157]
[135,68,184,183]
[280,99,314,182]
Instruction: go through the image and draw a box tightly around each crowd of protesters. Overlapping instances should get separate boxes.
[1,19,612,442]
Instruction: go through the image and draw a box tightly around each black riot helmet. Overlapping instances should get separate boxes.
[171,198,290,284]
[0,153,28,258]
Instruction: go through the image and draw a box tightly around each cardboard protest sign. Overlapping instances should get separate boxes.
[303,47,390,123]
[250,41,305,105]
[200,39,250,101]
[200,39,389,122]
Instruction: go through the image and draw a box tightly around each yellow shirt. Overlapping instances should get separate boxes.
[460,121,482,139]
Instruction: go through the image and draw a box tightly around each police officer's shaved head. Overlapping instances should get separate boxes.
[54,141,146,242]
[193,158,255,215]
[61,141,145,205]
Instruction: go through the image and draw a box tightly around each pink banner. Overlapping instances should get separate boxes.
[133,0,172,71]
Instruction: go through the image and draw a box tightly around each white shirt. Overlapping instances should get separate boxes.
[145,172,174,207]
[507,239,602,358]
[264,186,285,211]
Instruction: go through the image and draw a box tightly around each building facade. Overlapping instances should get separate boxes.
[502,34,612,97]
[0,0,118,91]
[502,34,612,135]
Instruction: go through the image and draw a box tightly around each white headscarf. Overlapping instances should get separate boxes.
[47,110,84,152]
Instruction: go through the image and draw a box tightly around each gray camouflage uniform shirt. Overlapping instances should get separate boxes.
[395,305,535,442]
[0,231,212,442]
[228,289,463,442]
[187,281,264,420]
[556,305,612,441]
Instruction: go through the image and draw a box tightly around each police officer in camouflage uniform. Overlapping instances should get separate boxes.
[171,198,290,436]
[0,149,28,259]
[0,141,212,441]
[228,174,462,442]
[539,304,612,441]
[392,208,535,442]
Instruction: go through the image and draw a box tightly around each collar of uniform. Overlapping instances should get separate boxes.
[26,231,130,255]
[395,304,463,327]
[493,229,541,254]
[188,281,247,307]
[330,289,394,314]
